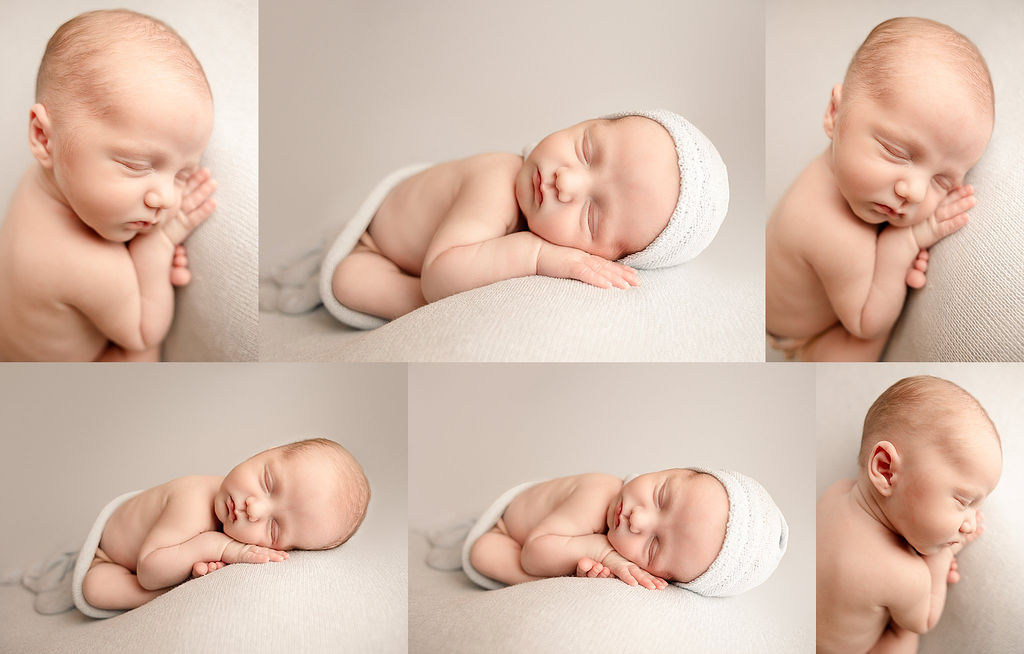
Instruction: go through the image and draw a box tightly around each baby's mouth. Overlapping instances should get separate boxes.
[533,169,544,208]
[227,496,236,522]
[614,500,623,528]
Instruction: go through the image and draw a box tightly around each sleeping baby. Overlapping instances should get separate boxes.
[280,109,728,329]
[460,468,787,597]
[0,9,217,361]
[73,438,370,617]
[766,18,994,361]
[817,376,1001,653]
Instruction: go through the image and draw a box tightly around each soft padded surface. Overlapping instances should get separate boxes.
[817,364,1024,653]
[261,263,762,362]
[768,1,1024,361]
[0,1,258,361]
[1,547,405,654]
[410,531,805,654]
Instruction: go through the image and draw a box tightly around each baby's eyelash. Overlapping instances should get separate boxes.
[117,160,149,172]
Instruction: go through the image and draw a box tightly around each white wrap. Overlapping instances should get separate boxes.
[71,490,142,619]
[459,481,540,590]
[318,163,432,329]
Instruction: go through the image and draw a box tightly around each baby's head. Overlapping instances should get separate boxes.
[517,109,729,269]
[216,438,371,551]
[29,10,213,242]
[606,467,787,597]
[824,17,994,228]
[859,376,1002,555]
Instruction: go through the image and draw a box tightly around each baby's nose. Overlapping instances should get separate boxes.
[554,167,586,203]
[628,508,649,534]
[243,496,265,521]
[894,176,926,205]
[960,511,976,533]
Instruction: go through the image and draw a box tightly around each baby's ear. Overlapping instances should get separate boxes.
[866,440,899,496]
[823,84,843,139]
[28,104,55,168]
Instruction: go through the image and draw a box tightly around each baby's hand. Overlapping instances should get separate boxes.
[537,242,640,290]
[221,540,288,565]
[162,168,218,245]
[191,560,227,578]
[910,185,974,250]
[575,557,612,579]
[603,556,668,590]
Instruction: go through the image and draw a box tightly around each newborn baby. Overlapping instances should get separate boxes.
[766,18,994,361]
[817,376,1002,653]
[465,468,787,597]
[80,438,370,613]
[318,109,728,329]
[0,9,218,361]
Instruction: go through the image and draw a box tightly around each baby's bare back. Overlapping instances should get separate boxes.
[817,479,915,654]
[501,473,621,546]
[766,153,878,339]
[0,168,135,361]
[366,153,521,276]
[99,476,221,572]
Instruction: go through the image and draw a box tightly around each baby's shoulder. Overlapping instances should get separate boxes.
[458,152,522,177]
[162,475,222,505]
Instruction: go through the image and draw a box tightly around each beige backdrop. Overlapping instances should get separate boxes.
[260,0,765,287]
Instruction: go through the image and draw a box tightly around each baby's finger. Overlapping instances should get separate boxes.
[936,193,976,221]
[184,167,211,195]
[181,179,219,214]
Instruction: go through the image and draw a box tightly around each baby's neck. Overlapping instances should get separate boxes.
[850,476,900,538]
[31,163,71,212]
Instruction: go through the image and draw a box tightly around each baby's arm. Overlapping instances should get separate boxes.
[125,169,217,348]
[420,170,636,302]
[820,187,974,339]
[887,547,954,634]
[73,170,216,354]
[135,489,284,591]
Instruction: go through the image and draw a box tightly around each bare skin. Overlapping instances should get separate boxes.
[767,54,992,361]
[0,46,216,362]
[81,445,360,611]
[817,426,1001,653]
[332,116,680,321]
[468,470,728,591]
[0,166,215,361]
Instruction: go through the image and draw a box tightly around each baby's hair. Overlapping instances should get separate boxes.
[36,9,211,121]
[858,375,999,468]
[279,437,371,549]
[844,17,993,116]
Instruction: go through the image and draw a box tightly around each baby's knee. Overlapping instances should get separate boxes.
[331,256,359,305]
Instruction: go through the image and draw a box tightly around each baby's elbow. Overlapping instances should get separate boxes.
[419,260,453,304]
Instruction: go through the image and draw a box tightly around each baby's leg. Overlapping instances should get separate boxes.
[81,548,169,610]
[469,522,543,586]
[798,323,890,362]
[331,233,426,321]
[868,622,919,654]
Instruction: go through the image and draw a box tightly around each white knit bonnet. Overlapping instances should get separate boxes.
[624,468,788,597]
[608,109,729,268]
[523,110,728,268]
